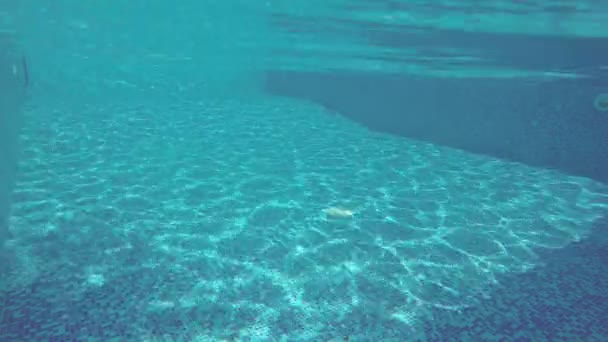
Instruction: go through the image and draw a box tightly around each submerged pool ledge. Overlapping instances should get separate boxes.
[264,70,608,183]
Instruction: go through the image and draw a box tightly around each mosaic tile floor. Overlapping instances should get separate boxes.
[1,96,607,341]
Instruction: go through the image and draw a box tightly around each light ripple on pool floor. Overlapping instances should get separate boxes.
[3,96,608,340]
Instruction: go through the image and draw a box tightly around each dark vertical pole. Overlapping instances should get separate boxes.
[0,34,26,249]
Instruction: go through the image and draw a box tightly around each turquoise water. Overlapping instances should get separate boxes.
[2,1,608,341]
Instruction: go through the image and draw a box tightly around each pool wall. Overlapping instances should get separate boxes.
[265,71,608,183]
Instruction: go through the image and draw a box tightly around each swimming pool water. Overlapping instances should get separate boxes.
[1,94,607,341]
[2,1,608,341]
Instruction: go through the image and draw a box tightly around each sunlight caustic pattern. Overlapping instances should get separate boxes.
[1,0,608,340]
[3,97,607,340]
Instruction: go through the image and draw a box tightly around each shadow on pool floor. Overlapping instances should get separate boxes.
[418,216,608,341]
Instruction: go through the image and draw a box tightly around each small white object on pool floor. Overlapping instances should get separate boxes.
[323,207,354,218]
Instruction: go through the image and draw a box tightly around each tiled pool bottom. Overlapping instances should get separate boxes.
[1,97,607,341]
[2,222,607,341]
[420,223,608,341]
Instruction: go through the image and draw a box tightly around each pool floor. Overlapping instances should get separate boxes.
[1,96,607,341]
